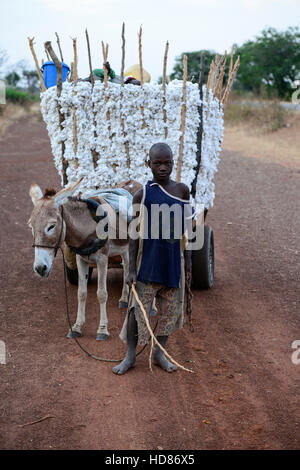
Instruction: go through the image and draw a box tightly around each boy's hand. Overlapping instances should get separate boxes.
[126,270,137,287]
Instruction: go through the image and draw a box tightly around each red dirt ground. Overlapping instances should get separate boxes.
[0,113,299,450]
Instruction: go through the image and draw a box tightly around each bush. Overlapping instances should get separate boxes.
[224,100,289,132]
[5,87,39,105]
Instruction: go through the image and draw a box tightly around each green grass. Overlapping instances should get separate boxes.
[5,87,40,105]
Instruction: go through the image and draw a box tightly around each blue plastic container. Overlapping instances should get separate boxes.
[41,61,70,89]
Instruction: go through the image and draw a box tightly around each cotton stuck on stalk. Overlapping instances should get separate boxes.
[40,80,224,209]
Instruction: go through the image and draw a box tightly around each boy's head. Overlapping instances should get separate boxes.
[149,143,173,181]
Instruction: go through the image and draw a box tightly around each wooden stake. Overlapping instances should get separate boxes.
[191,52,205,199]
[45,48,50,61]
[138,26,144,86]
[85,29,95,87]
[55,32,64,62]
[120,22,125,87]
[213,50,227,99]
[72,38,78,85]
[72,38,78,164]
[162,41,169,139]
[44,40,68,185]
[229,44,235,76]
[101,41,109,89]
[101,41,112,147]
[221,55,240,105]
[206,60,215,99]
[70,62,74,82]
[86,29,100,169]
[138,26,146,129]
[176,54,188,182]
[27,37,46,92]
[45,41,62,96]
[119,22,130,168]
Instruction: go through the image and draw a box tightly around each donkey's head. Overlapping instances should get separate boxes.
[28,180,81,278]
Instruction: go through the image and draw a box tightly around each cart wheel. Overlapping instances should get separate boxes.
[192,225,214,289]
[65,264,93,285]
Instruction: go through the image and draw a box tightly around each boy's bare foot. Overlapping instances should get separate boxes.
[112,356,136,375]
[153,350,177,372]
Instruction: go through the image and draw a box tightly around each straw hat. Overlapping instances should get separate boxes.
[124,64,151,83]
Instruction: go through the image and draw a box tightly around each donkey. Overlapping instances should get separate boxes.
[28,179,135,341]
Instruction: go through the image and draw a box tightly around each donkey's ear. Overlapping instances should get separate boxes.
[53,178,83,209]
[29,183,43,206]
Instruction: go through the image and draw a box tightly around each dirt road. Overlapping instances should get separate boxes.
[0,113,299,450]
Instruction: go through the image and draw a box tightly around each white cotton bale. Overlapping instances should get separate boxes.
[40,80,224,208]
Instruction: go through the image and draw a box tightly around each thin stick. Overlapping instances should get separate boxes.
[19,415,55,428]
[176,54,188,182]
[138,26,146,131]
[85,29,95,87]
[101,41,112,145]
[70,62,74,82]
[138,25,144,86]
[213,50,227,99]
[101,41,109,89]
[45,48,50,61]
[85,29,100,168]
[45,41,62,96]
[72,38,78,163]
[120,22,125,87]
[131,284,194,373]
[72,38,78,85]
[191,52,205,199]
[120,23,130,168]
[221,55,240,105]
[229,44,235,76]
[55,32,64,62]
[27,37,46,92]
[45,40,68,185]
[162,40,169,139]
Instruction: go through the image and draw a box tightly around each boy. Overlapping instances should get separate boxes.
[113,143,192,375]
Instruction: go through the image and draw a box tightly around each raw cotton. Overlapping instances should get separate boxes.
[40,80,224,208]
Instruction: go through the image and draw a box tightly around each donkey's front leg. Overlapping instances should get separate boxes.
[119,248,129,309]
[96,253,109,341]
[67,255,89,338]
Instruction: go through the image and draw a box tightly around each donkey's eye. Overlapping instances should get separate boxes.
[47,224,55,232]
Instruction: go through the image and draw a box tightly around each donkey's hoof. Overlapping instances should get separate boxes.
[96,333,109,341]
[118,301,128,309]
[67,330,82,339]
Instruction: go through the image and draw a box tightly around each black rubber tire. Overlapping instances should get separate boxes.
[65,264,93,285]
[192,225,214,289]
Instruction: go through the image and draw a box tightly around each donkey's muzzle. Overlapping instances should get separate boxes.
[35,264,49,277]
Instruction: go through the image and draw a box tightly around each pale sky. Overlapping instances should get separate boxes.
[1,0,300,81]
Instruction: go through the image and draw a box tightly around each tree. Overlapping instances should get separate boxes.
[170,50,217,83]
[5,71,21,87]
[236,27,300,98]
[22,70,39,93]
[0,48,8,77]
